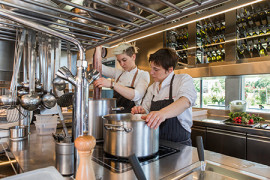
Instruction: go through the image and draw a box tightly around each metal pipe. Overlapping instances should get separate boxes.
[159,0,182,12]
[0,30,16,35]
[19,0,121,35]
[0,10,114,37]
[0,0,126,32]
[123,0,166,18]
[55,0,140,28]
[0,9,84,59]
[91,0,152,23]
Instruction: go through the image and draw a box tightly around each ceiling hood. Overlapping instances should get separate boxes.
[0,0,237,50]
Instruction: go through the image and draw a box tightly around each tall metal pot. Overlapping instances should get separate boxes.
[102,113,159,158]
[88,98,123,140]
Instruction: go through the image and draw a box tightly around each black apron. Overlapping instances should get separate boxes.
[113,69,138,113]
[150,74,191,146]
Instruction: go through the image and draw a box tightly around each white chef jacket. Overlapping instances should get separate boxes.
[102,65,150,106]
[141,71,197,133]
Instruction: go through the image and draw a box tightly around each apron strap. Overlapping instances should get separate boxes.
[169,74,175,100]
[116,72,124,83]
[116,69,138,88]
[151,74,175,101]
[130,69,139,88]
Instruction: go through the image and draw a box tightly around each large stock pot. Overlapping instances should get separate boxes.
[88,98,123,140]
[102,113,159,158]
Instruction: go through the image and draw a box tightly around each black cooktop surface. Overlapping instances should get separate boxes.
[92,142,180,173]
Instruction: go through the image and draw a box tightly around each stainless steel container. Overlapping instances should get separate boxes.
[9,126,28,141]
[55,142,74,176]
[102,113,159,158]
[88,98,121,140]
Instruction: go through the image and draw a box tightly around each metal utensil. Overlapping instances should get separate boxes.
[42,37,57,109]
[20,31,41,111]
[53,77,66,91]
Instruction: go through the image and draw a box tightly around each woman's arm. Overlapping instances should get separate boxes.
[142,97,190,129]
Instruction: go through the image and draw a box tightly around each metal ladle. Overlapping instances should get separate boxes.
[20,30,41,111]
[41,36,56,109]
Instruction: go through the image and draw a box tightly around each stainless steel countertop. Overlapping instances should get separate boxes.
[2,125,270,179]
[193,115,270,137]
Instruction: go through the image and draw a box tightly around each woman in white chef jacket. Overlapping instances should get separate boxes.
[93,42,150,113]
[131,48,197,145]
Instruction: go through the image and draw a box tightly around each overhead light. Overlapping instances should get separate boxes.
[106,0,262,48]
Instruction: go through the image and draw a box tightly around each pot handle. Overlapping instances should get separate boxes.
[111,107,124,111]
[104,124,132,133]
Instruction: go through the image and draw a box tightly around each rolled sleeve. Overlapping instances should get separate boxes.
[102,64,116,78]
[177,75,197,107]
[132,71,150,102]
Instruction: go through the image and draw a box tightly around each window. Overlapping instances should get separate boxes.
[193,77,225,109]
[202,77,225,109]
[194,74,270,113]
[243,75,270,112]
[193,78,201,108]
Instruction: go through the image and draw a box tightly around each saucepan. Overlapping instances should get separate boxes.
[0,126,28,141]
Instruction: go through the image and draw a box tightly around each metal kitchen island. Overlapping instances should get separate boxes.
[1,125,270,180]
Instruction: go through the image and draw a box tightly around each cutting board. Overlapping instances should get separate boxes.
[192,109,208,117]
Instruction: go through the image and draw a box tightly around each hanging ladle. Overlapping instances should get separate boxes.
[42,37,57,109]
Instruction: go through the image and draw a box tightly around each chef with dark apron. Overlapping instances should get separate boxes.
[131,48,197,146]
[93,42,150,113]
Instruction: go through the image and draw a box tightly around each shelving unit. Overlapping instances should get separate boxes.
[196,15,226,64]
[236,2,270,60]
[164,0,270,68]
[166,26,188,65]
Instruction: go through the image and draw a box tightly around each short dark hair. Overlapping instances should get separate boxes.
[149,48,178,70]
[123,46,136,57]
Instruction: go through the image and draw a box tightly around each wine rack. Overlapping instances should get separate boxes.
[196,14,226,64]
[236,1,270,60]
[164,0,270,67]
[166,26,188,65]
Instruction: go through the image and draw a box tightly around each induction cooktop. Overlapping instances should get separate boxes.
[92,142,180,173]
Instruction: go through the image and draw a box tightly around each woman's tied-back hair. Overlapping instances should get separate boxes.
[113,42,139,57]
[149,48,178,70]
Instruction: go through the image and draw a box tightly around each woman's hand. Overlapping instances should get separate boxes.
[131,106,146,114]
[141,111,167,129]
[93,77,111,88]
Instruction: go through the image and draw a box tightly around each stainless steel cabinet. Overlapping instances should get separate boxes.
[247,134,270,166]
[206,127,246,159]
[191,125,207,147]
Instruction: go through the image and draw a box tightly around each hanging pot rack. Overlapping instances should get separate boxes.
[0,0,231,50]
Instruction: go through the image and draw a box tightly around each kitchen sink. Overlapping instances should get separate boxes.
[179,161,266,180]
[162,161,267,180]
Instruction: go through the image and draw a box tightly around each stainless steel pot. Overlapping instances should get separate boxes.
[102,113,159,158]
[88,98,123,140]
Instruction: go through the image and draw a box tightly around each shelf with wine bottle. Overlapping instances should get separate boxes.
[236,1,270,60]
[196,14,226,64]
[166,26,188,66]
